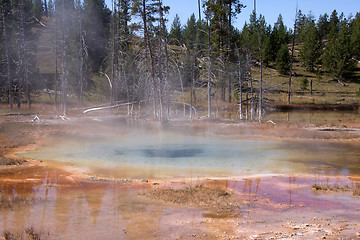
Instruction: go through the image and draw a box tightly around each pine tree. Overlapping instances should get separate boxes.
[131,0,170,120]
[329,10,340,32]
[276,44,290,75]
[295,10,307,42]
[323,15,354,79]
[350,13,360,60]
[203,0,245,103]
[300,20,322,72]
[32,0,43,20]
[168,14,182,45]
[317,13,330,40]
[269,14,290,62]
[83,0,111,73]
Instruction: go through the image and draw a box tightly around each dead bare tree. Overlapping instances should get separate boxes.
[1,0,13,109]
[236,48,243,120]
[77,0,85,106]
[206,19,212,118]
[15,0,25,108]
[157,0,170,121]
[54,16,58,108]
[288,6,298,105]
[59,0,69,115]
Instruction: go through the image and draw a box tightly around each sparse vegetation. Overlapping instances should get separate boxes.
[1,227,43,240]
[312,183,360,196]
[0,157,26,166]
[0,195,36,210]
[300,76,309,90]
[141,185,237,213]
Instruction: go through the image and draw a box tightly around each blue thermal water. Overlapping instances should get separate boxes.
[24,131,290,177]
[23,128,360,178]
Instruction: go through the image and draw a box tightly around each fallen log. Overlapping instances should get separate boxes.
[83,102,137,114]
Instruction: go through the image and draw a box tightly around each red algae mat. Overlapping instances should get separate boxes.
[0,163,359,239]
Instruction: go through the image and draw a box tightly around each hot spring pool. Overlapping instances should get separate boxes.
[22,123,360,179]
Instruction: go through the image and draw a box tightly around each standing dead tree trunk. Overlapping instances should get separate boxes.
[198,0,201,21]
[190,51,196,118]
[254,4,263,122]
[60,0,68,115]
[54,15,58,108]
[141,0,157,118]
[248,53,254,121]
[237,48,243,120]
[207,19,212,119]
[14,0,31,109]
[288,8,298,105]
[158,0,170,121]
[227,1,232,103]
[15,0,26,109]
[1,1,13,110]
[78,0,85,106]
[258,43,263,122]
[110,0,116,106]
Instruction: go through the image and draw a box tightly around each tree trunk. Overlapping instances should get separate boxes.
[23,10,30,109]
[198,0,201,21]
[190,52,196,118]
[258,49,263,122]
[142,0,157,118]
[61,0,68,115]
[44,0,48,17]
[288,8,298,105]
[227,1,232,103]
[221,85,225,101]
[16,0,26,109]
[1,2,13,110]
[227,71,231,103]
[207,20,212,118]
[110,0,116,106]
[54,16,58,108]
[79,1,84,106]
[158,0,169,121]
[238,50,242,120]
[248,54,254,121]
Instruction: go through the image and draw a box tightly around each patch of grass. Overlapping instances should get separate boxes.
[0,196,36,210]
[24,227,41,240]
[1,227,43,240]
[0,157,26,166]
[2,231,22,240]
[312,183,360,196]
[141,185,237,213]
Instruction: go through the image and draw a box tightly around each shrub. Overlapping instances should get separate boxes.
[300,77,309,90]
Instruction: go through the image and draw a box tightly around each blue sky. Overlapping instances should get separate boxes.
[163,0,359,30]
[106,0,359,30]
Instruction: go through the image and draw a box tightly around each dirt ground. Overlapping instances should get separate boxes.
[0,104,360,239]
